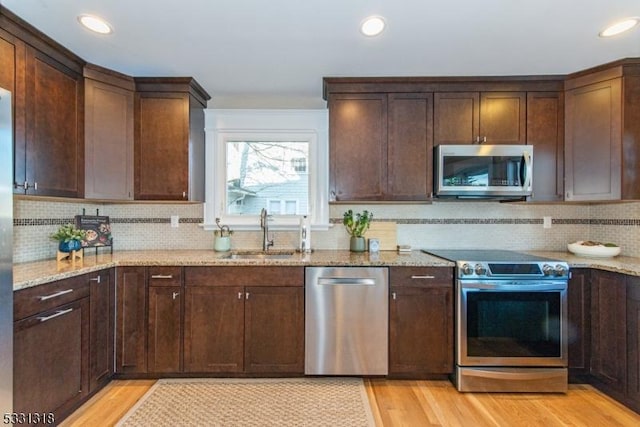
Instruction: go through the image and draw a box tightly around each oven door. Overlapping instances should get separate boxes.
[457,280,567,367]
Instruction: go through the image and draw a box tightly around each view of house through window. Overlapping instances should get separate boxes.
[226,141,309,215]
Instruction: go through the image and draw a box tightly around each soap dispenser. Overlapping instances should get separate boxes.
[299,215,312,253]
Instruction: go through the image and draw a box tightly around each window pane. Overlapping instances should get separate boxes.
[226,141,309,215]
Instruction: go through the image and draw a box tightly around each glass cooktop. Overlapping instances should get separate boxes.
[421,249,557,263]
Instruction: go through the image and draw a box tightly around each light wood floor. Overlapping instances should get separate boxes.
[61,379,640,427]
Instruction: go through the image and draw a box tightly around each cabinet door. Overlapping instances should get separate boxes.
[434,92,479,145]
[89,269,114,392]
[14,298,89,420]
[389,286,454,375]
[0,29,26,194]
[329,93,386,201]
[590,270,627,396]
[85,78,134,199]
[184,286,244,372]
[479,92,526,144]
[135,92,189,200]
[527,92,564,201]
[244,286,304,374]
[567,269,590,379]
[565,78,622,201]
[24,46,83,197]
[387,93,433,200]
[148,286,182,373]
[627,276,640,409]
[116,267,147,374]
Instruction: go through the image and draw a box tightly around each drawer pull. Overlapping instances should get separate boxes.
[411,275,435,280]
[89,276,101,284]
[38,289,73,301]
[37,308,73,323]
[151,275,173,279]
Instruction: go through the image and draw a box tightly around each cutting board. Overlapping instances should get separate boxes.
[366,222,397,251]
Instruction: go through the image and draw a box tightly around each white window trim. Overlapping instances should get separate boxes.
[202,109,330,231]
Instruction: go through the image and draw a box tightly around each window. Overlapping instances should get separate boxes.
[203,109,329,230]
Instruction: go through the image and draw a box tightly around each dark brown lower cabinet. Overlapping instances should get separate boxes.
[388,267,454,377]
[244,286,304,373]
[590,270,627,399]
[115,267,147,374]
[567,269,591,380]
[183,266,304,375]
[184,286,244,373]
[147,286,182,373]
[14,297,89,423]
[88,269,114,392]
[626,276,640,411]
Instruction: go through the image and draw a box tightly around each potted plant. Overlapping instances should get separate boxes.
[50,224,86,253]
[343,209,373,252]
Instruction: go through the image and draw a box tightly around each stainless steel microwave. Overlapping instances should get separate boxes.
[434,144,533,198]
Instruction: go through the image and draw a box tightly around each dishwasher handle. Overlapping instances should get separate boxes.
[318,277,376,286]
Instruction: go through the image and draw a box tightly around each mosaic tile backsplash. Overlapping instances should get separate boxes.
[13,197,640,263]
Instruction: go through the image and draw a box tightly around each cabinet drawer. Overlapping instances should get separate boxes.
[389,267,453,287]
[148,266,182,287]
[185,266,304,287]
[14,275,90,321]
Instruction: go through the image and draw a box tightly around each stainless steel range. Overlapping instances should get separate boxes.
[423,249,569,393]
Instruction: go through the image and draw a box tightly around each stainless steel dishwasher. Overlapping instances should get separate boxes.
[305,267,388,375]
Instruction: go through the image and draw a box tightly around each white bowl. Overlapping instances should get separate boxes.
[567,242,621,258]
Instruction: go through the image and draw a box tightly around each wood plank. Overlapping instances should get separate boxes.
[367,221,397,251]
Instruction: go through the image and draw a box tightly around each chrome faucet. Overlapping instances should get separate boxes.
[260,208,274,251]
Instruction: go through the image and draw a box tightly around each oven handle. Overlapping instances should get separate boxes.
[521,150,532,190]
[461,282,566,292]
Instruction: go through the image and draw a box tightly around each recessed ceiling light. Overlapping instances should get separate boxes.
[360,16,386,37]
[78,14,113,35]
[599,17,639,37]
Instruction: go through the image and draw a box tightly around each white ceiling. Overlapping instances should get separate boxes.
[3,0,640,108]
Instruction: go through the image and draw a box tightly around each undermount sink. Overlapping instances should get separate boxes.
[225,251,295,260]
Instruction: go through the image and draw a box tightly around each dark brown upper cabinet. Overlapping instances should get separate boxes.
[84,64,135,200]
[134,77,210,201]
[565,59,640,201]
[527,91,564,201]
[326,88,433,201]
[1,8,84,197]
[434,91,526,145]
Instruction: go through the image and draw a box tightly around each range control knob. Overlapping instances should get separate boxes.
[460,263,473,276]
[554,264,567,277]
[542,264,554,276]
[474,263,487,276]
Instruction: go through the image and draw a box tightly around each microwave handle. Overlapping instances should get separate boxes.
[521,150,532,189]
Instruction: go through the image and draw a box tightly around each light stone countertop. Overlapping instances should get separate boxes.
[13,249,640,292]
[12,249,453,291]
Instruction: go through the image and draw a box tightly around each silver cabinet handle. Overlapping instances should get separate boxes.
[182,191,186,199]
[38,308,73,323]
[245,292,250,300]
[89,276,101,284]
[392,292,397,300]
[151,275,173,279]
[411,275,435,279]
[238,292,243,299]
[172,292,180,300]
[38,289,73,301]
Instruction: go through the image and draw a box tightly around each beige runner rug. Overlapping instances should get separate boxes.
[117,377,375,427]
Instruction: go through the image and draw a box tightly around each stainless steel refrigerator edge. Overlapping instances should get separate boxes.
[0,88,14,414]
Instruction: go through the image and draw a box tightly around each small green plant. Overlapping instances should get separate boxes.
[50,224,86,243]
[343,209,373,238]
